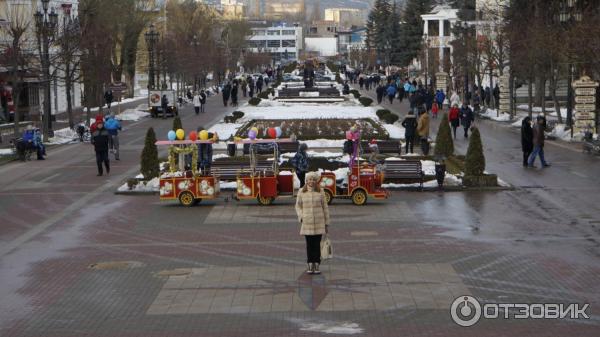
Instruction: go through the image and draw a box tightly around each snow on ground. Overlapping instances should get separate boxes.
[208,123,244,141]
[281,151,344,159]
[90,96,146,112]
[0,148,14,156]
[517,105,568,118]
[116,108,150,121]
[383,174,461,188]
[547,123,587,141]
[382,123,405,139]
[241,104,377,120]
[117,177,159,192]
[47,127,77,144]
[481,109,512,122]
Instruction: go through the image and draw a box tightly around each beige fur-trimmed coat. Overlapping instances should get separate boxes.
[295,190,330,235]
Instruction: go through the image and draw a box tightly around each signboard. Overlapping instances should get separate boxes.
[499,98,511,105]
[499,93,510,99]
[575,87,596,96]
[575,103,596,112]
[109,82,127,92]
[575,112,596,120]
[574,119,595,128]
[575,95,596,104]
[299,91,319,97]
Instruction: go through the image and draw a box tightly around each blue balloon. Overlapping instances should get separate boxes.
[167,130,176,141]
[275,126,282,138]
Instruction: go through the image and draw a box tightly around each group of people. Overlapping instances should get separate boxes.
[521,116,551,168]
[17,126,46,161]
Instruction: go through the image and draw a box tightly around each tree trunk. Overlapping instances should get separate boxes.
[509,71,515,118]
[125,72,135,98]
[550,73,562,124]
[541,76,546,116]
[528,78,533,118]
[534,73,543,107]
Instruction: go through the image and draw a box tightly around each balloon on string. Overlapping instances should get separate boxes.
[189,131,198,141]
[267,127,277,138]
[176,129,185,140]
[250,126,259,134]
[168,130,176,141]
[199,130,209,140]
[275,126,282,138]
[346,130,353,140]
[248,129,257,140]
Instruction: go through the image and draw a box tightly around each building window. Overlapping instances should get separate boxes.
[267,30,281,35]
[443,20,451,36]
[428,20,439,36]
[249,40,266,48]
[282,40,295,47]
[282,30,295,35]
[267,40,280,48]
[252,30,266,36]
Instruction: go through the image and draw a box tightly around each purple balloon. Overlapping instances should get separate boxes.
[248,129,257,140]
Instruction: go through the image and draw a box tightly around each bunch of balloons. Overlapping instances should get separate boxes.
[249,125,283,139]
[167,129,217,141]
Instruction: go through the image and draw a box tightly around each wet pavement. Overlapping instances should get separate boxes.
[1,90,600,336]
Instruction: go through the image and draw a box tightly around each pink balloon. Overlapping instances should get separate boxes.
[346,130,353,140]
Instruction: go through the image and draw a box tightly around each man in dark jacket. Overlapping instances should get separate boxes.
[256,76,263,93]
[161,94,169,119]
[460,103,474,138]
[521,116,533,167]
[91,120,110,176]
[376,84,385,104]
[493,84,500,109]
[527,116,550,168]
[292,143,309,187]
[222,83,231,107]
[104,90,113,110]
[401,112,418,154]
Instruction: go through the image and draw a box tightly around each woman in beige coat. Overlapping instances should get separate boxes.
[295,171,330,275]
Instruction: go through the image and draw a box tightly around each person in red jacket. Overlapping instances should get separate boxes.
[90,114,104,134]
[431,102,439,119]
[448,104,460,139]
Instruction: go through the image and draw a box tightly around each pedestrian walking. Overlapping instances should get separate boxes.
[376,84,385,104]
[241,80,247,97]
[231,82,238,107]
[91,119,110,176]
[359,76,364,89]
[295,171,330,275]
[521,116,533,167]
[161,94,169,119]
[401,112,418,154]
[450,91,460,108]
[104,114,121,161]
[222,82,231,107]
[460,102,474,138]
[448,104,460,139]
[417,109,430,155]
[435,89,446,110]
[104,89,113,111]
[256,76,263,93]
[386,84,397,104]
[248,77,255,98]
[528,116,551,168]
[199,90,207,113]
[485,86,491,107]
[291,143,309,187]
[398,84,405,103]
[193,91,201,115]
[493,84,500,109]
[472,92,481,114]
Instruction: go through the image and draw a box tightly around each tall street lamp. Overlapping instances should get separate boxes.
[34,0,58,140]
[144,24,159,90]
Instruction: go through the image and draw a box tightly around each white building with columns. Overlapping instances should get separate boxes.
[420,5,459,74]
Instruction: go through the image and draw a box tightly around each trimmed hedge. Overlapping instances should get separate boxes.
[350,90,361,98]
[358,97,373,107]
[465,127,485,176]
[248,97,261,106]
[232,111,244,119]
[434,113,454,158]
[376,109,391,119]
[257,90,270,99]
[382,113,399,124]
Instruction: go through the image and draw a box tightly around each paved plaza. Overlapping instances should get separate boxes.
[1,95,600,337]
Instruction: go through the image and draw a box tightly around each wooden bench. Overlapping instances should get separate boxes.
[383,160,424,189]
[242,141,299,155]
[209,160,275,181]
[360,140,401,155]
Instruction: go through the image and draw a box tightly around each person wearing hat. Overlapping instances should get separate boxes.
[295,171,330,275]
[91,118,111,176]
[528,116,550,168]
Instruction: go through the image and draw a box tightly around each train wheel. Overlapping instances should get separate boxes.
[351,189,367,206]
[257,195,274,205]
[324,190,333,205]
[179,191,195,207]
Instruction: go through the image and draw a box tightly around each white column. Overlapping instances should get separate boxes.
[439,20,445,72]
[423,19,428,35]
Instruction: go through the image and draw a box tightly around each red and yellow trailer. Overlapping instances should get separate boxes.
[156,140,220,206]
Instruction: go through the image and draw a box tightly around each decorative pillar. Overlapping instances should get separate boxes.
[498,74,510,116]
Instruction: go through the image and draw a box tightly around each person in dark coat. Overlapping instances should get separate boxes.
[460,103,474,138]
[161,94,169,119]
[247,76,254,98]
[91,120,110,176]
[231,82,238,107]
[493,84,500,109]
[485,86,491,107]
[222,83,231,107]
[401,112,418,154]
[398,84,405,103]
[376,84,385,104]
[104,89,113,110]
[197,129,214,173]
[358,76,364,89]
[256,76,263,93]
[292,143,309,187]
[520,116,533,167]
[528,116,550,168]
[425,89,434,112]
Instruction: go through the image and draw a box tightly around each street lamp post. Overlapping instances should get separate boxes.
[34,0,58,141]
[144,24,159,90]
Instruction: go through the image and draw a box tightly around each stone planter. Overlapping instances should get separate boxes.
[462,174,498,187]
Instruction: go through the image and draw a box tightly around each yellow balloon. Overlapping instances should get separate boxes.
[199,130,209,140]
[176,129,185,140]
[251,127,258,134]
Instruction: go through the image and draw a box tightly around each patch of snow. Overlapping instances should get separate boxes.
[208,123,244,141]
[116,109,150,121]
[117,177,159,192]
[220,181,237,190]
[239,104,378,120]
[47,127,78,144]
[382,123,405,139]
[547,123,586,142]
[420,160,437,175]
[0,148,14,156]
[298,321,364,335]
[481,109,512,122]
[497,178,511,187]
[135,173,144,179]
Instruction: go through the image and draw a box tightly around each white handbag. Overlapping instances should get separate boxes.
[321,235,333,260]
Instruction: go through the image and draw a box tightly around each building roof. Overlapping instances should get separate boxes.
[421,5,459,20]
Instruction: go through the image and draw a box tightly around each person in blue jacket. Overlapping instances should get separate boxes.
[104,114,121,160]
[386,84,397,104]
